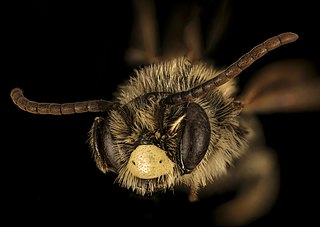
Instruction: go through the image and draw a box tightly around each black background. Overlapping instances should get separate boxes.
[2,0,320,226]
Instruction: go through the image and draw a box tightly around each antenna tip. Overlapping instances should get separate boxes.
[278,32,299,44]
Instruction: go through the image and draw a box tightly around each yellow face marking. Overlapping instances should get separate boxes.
[127,145,174,179]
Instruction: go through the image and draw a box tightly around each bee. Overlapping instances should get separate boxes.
[10,0,320,226]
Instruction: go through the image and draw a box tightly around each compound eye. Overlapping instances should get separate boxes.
[179,103,210,174]
[90,117,119,173]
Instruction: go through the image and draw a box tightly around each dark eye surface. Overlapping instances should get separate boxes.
[180,103,211,173]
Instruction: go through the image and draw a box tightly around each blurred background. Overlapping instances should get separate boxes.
[2,0,319,225]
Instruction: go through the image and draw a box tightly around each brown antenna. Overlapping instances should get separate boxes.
[162,32,299,105]
[10,88,114,115]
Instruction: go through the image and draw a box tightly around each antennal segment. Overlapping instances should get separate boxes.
[163,32,299,105]
[10,88,114,115]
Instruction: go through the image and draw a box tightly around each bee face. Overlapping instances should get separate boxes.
[89,58,248,196]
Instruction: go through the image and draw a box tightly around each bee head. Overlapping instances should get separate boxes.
[10,32,299,197]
